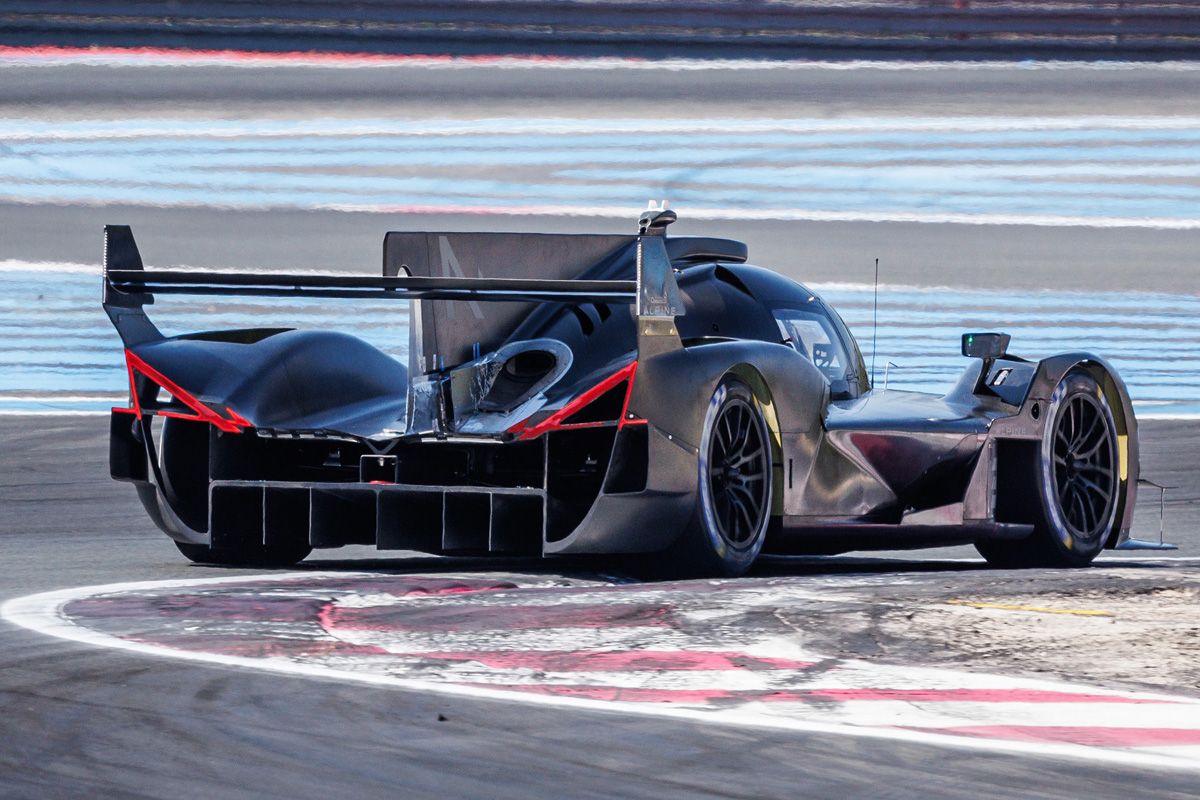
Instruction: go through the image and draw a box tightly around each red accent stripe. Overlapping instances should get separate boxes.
[619,358,640,425]
[384,650,815,672]
[224,407,254,428]
[0,45,591,66]
[125,359,143,420]
[322,602,671,632]
[802,688,1175,704]
[539,420,612,431]
[910,725,1200,748]
[125,349,248,433]
[514,361,637,440]
[491,685,741,704]
[111,407,139,415]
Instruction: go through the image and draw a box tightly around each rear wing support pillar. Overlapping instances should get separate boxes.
[635,234,685,359]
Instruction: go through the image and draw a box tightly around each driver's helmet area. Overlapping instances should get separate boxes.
[772,306,858,400]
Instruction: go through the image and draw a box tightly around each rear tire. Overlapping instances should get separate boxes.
[175,540,311,567]
[159,418,210,532]
[977,368,1120,568]
[668,377,773,578]
[161,418,311,567]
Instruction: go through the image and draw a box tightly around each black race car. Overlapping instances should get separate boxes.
[103,208,1149,576]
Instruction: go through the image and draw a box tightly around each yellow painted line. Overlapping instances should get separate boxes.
[945,600,1115,617]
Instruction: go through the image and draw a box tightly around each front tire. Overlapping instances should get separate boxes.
[670,377,773,577]
[977,368,1120,568]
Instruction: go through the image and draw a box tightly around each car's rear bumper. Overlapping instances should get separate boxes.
[110,409,696,556]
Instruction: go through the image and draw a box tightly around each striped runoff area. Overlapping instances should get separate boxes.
[2,115,1200,228]
[3,262,1198,417]
[6,571,1200,771]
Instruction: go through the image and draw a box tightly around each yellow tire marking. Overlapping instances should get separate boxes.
[945,600,1114,617]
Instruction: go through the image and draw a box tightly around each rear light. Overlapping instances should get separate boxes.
[511,361,643,441]
[121,349,249,433]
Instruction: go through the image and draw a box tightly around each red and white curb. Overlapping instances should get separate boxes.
[4,571,1200,772]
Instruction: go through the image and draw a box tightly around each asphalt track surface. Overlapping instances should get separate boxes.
[3,57,1200,797]
[2,416,1199,800]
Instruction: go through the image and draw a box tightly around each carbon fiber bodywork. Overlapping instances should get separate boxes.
[103,218,1139,564]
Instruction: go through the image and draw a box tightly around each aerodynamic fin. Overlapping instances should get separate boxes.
[102,224,162,346]
[104,224,144,273]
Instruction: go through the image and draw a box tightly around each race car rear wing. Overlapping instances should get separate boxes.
[102,213,687,368]
[105,269,636,304]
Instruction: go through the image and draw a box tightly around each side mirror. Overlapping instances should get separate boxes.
[962,332,1010,360]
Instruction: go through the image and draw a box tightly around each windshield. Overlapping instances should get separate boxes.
[773,307,856,399]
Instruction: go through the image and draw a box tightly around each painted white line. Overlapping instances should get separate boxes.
[0,395,125,403]
[808,281,1200,300]
[0,260,375,277]
[5,115,1200,140]
[0,260,97,274]
[4,48,1200,72]
[1095,556,1200,562]
[3,194,1194,230]
[3,571,1198,773]
[0,410,111,416]
[843,555,1200,564]
[315,203,1200,231]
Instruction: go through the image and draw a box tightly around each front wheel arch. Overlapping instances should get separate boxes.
[1080,362,1135,549]
[980,365,1125,568]
[1019,354,1136,548]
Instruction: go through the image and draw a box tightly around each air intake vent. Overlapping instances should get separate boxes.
[714,266,754,298]
[477,344,564,413]
[563,379,629,425]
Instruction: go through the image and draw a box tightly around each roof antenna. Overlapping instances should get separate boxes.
[870,257,879,387]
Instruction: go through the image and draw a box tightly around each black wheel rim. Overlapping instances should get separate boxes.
[1051,392,1116,540]
[707,398,769,547]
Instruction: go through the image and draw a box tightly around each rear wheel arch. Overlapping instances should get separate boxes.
[725,363,784,518]
[667,373,774,577]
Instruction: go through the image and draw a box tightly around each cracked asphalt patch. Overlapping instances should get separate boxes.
[773,566,1200,697]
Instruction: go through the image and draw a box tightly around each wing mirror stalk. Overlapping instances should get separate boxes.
[962,332,1011,396]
